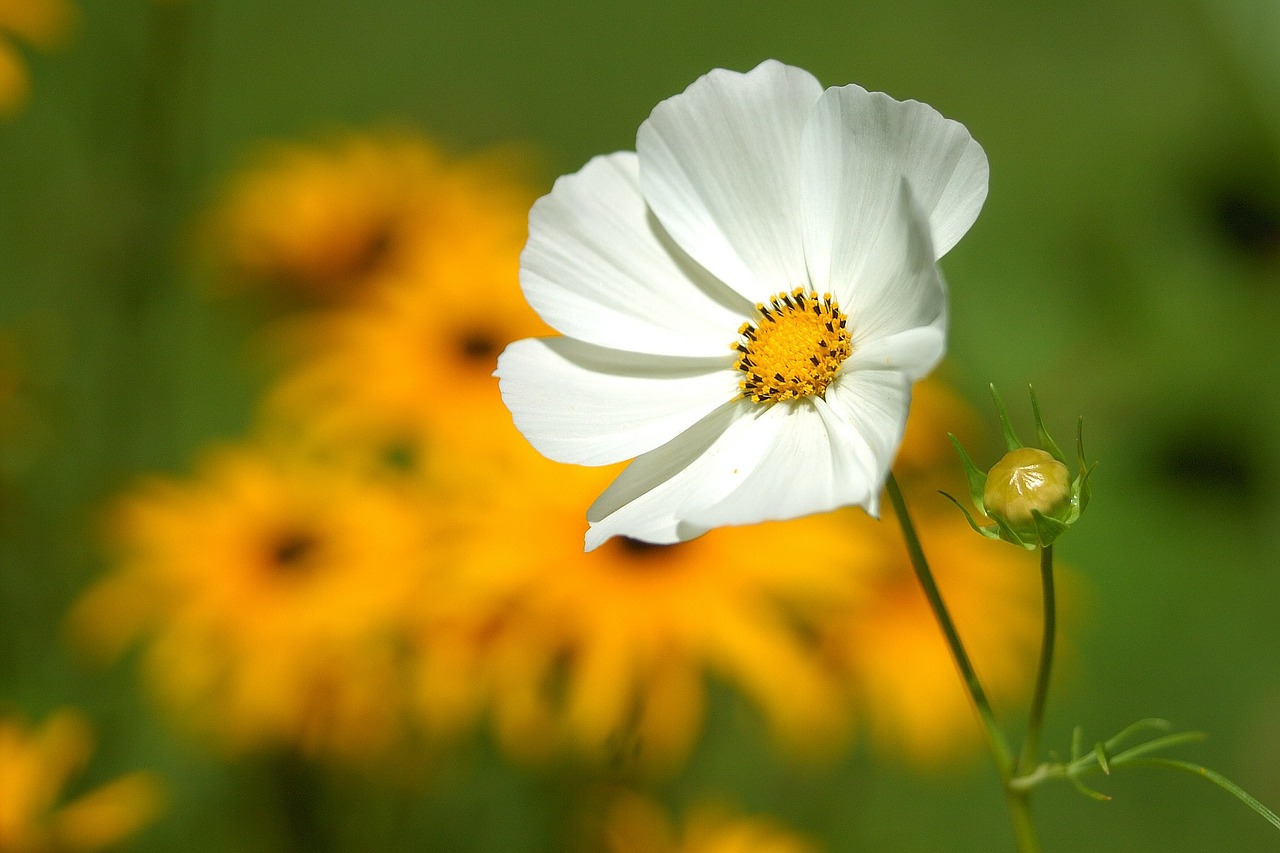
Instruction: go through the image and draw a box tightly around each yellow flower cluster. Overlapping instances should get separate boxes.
[73,130,1051,773]
[0,709,162,852]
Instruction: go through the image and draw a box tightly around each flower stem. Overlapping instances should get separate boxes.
[1019,545,1057,774]
[884,474,1040,853]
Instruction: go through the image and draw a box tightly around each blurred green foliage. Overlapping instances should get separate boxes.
[2,1,1279,851]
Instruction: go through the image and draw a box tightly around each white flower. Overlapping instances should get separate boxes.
[496,60,988,550]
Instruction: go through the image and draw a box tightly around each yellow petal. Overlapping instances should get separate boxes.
[50,772,164,851]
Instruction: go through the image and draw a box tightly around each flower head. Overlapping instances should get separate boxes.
[496,60,988,548]
[210,133,535,307]
[72,445,437,758]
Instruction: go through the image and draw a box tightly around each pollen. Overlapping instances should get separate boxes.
[733,288,853,404]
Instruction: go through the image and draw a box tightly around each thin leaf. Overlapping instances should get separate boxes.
[1110,731,1207,765]
[1067,772,1113,802]
[1094,742,1112,775]
[1102,718,1172,753]
[1126,758,1280,832]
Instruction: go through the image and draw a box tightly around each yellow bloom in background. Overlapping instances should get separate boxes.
[0,709,162,852]
[597,793,819,853]
[246,133,550,481]
[263,268,550,481]
[0,0,76,116]
[816,508,1043,767]
[895,375,983,484]
[211,133,535,307]
[70,445,438,760]
[414,428,860,773]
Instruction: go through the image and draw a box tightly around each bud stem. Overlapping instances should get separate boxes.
[1020,545,1057,775]
[885,474,1041,852]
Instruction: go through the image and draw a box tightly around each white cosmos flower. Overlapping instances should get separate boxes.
[496,60,988,550]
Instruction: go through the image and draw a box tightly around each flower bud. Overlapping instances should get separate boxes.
[983,447,1072,539]
[943,387,1092,549]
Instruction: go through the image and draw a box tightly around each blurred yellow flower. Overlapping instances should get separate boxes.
[895,375,983,483]
[0,709,163,852]
[817,508,1043,766]
[414,433,859,773]
[264,268,550,478]
[598,793,819,853]
[246,134,550,481]
[0,0,76,116]
[71,445,438,759]
[211,133,535,307]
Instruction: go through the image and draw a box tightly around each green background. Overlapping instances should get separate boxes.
[2,1,1279,850]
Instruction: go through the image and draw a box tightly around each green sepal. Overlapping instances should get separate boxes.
[1032,509,1070,547]
[939,491,1000,539]
[948,433,989,512]
[987,508,1035,550]
[989,384,1023,451]
[1075,417,1094,514]
[1030,386,1067,465]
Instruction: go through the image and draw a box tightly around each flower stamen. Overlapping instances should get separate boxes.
[734,288,852,404]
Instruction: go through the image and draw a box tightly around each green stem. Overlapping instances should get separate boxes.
[885,475,1038,852]
[1019,545,1057,774]
[885,474,1013,772]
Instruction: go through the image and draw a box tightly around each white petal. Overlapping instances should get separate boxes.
[583,395,884,549]
[496,337,740,466]
[801,83,988,264]
[679,397,883,528]
[521,152,750,357]
[823,367,916,510]
[585,401,746,549]
[812,179,947,355]
[636,60,823,303]
[844,324,946,383]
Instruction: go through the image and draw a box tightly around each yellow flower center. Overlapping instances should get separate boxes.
[733,288,853,404]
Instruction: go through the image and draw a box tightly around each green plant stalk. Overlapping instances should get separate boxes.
[1019,545,1056,774]
[885,474,1039,853]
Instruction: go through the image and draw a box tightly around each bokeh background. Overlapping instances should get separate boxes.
[2,0,1279,851]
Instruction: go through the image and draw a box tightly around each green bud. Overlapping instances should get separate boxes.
[941,386,1095,549]
[983,447,1072,541]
